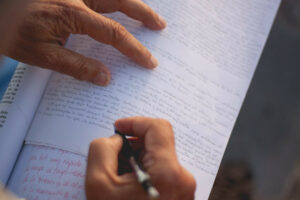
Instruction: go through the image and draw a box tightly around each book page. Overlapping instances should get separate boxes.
[7,145,86,200]
[0,64,51,184]
[25,0,281,199]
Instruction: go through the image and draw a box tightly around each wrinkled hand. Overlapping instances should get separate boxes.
[3,0,166,86]
[85,117,196,200]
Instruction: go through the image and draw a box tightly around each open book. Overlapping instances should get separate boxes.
[0,0,281,199]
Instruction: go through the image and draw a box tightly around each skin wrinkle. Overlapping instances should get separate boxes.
[26,3,85,38]
[86,117,196,199]
[2,0,165,82]
[110,117,196,200]
[66,55,89,79]
[109,20,129,47]
[83,0,120,13]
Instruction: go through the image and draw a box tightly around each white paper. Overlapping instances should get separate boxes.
[0,64,51,184]
[25,0,280,199]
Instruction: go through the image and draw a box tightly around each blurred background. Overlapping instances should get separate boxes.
[209,0,300,200]
[0,0,299,200]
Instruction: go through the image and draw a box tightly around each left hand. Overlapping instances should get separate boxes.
[2,0,166,86]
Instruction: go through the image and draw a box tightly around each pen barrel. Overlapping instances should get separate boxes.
[115,129,159,199]
[141,179,153,192]
[115,130,137,160]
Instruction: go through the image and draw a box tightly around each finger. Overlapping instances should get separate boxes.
[114,117,175,148]
[83,0,166,30]
[40,44,111,86]
[86,135,147,200]
[87,135,123,173]
[115,117,154,137]
[115,118,196,199]
[119,0,167,30]
[74,8,158,69]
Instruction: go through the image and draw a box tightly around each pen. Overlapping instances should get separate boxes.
[114,127,160,199]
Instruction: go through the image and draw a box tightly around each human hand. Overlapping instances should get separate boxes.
[2,0,166,86]
[85,117,196,200]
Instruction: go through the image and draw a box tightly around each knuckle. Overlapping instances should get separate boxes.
[43,50,63,70]
[55,2,87,33]
[90,138,109,150]
[73,57,90,80]
[111,22,128,45]
[88,138,109,156]
[89,139,100,150]
[48,51,90,81]
[88,140,99,155]
[42,49,86,80]
[155,119,174,137]
[158,119,173,130]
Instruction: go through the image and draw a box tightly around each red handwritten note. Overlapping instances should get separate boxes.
[8,145,87,200]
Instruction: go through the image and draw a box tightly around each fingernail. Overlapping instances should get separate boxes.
[158,15,167,28]
[149,55,158,68]
[93,73,108,86]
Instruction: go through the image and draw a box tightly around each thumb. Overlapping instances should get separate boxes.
[42,45,111,86]
[87,135,123,173]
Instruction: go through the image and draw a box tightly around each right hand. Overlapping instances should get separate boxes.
[85,117,196,200]
[3,0,166,86]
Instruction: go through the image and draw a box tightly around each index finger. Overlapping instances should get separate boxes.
[114,117,175,149]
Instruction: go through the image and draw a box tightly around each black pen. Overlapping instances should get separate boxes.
[114,126,159,199]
